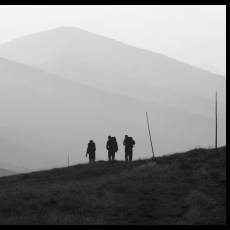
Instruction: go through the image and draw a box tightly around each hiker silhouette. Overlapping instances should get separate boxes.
[86,140,96,163]
[123,135,135,161]
[106,136,118,161]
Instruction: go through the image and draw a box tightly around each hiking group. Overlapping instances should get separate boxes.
[86,135,135,163]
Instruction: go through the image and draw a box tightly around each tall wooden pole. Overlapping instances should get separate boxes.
[146,112,154,157]
[215,91,218,151]
[68,154,69,167]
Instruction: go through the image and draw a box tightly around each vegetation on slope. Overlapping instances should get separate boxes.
[0,147,226,225]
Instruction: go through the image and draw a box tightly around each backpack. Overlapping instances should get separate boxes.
[111,137,118,152]
[127,137,135,148]
[88,142,96,152]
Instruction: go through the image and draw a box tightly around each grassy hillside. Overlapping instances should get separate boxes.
[0,147,226,225]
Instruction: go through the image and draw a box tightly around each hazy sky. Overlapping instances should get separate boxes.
[0,5,226,74]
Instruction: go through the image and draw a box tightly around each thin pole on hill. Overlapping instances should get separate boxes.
[146,111,154,157]
[215,91,218,151]
[68,154,69,167]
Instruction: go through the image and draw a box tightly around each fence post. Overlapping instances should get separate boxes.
[146,111,154,157]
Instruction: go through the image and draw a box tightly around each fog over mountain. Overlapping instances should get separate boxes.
[0,159,28,173]
[0,167,17,178]
[0,27,226,172]
[34,55,226,120]
[0,27,226,102]
[0,135,57,172]
[196,63,225,76]
[1,72,196,169]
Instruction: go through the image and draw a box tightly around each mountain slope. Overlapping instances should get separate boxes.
[0,126,75,166]
[0,58,226,164]
[34,55,226,120]
[0,81,201,170]
[0,146,226,224]
[0,160,28,174]
[0,27,226,102]
[0,135,64,171]
[0,167,18,177]
[196,63,225,76]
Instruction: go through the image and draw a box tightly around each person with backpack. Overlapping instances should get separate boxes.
[106,136,112,160]
[123,135,135,161]
[106,136,118,161]
[86,140,96,163]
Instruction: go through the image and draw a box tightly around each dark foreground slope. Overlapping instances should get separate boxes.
[0,147,226,225]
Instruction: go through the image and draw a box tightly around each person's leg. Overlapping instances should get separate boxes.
[129,149,133,161]
[112,151,115,161]
[108,150,112,161]
[125,148,128,161]
[129,153,132,161]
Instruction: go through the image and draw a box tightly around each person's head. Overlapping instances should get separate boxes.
[125,135,128,138]
[90,140,93,143]
[108,136,111,139]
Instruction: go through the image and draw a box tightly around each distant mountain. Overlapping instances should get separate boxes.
[0,74,198,167]
[0,167,18,177]
[0,126,75,166]
[0,134,66,172]
[0,58,226,170]
[0,160,27,174]
[0,27,226,103]
[196,63,225,76]
[34,55,226,120]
